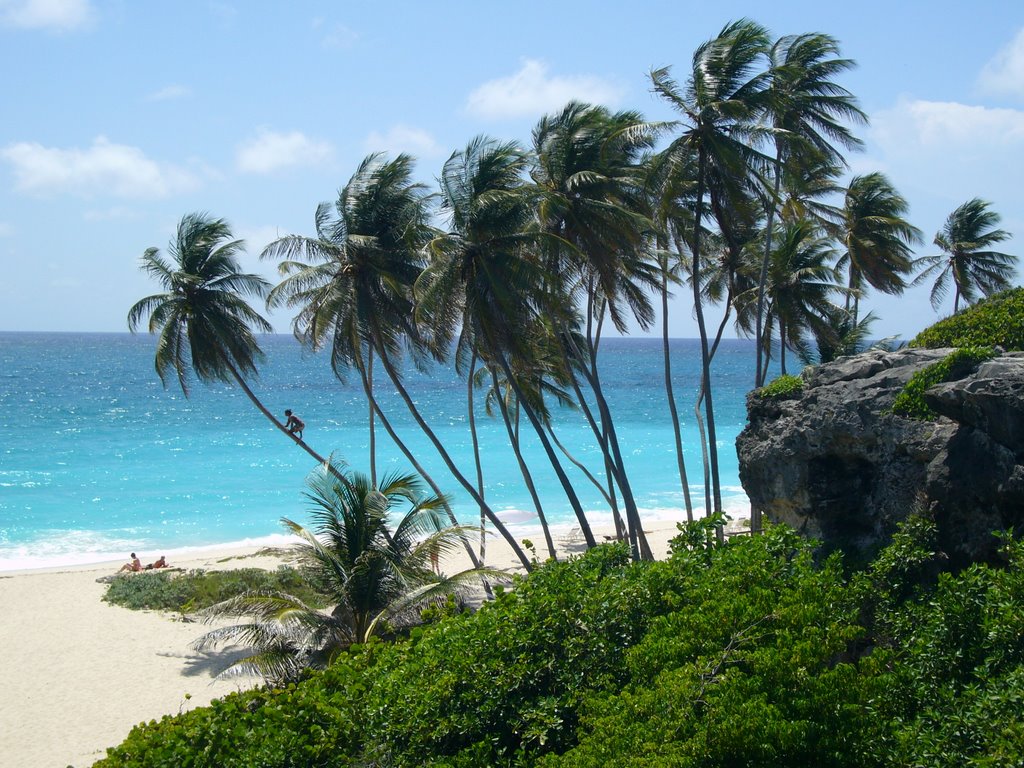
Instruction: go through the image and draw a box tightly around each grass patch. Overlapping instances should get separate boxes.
[102,565,330,613]
[757,374,803,399]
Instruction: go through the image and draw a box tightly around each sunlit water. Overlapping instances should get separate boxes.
[0,333,759,570]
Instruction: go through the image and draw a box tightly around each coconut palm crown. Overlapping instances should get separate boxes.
[127,212,272,395]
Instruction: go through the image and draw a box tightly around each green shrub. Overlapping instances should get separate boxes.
[910,287,1024,350]
[891,346,995,419]
[756,374,803,399]
[102,566,329,613]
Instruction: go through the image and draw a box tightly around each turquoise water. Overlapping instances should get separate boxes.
[0,333,756,570]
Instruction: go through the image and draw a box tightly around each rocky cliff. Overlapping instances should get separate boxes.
[736,348,1024,565]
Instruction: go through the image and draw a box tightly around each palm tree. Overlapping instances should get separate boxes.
[913,198,1017,312]
[531,101,659,559]
[760,220,841,375]
[651,18,771,519]
[836,172,922,324]
[754,31,866,386]
[127,212,332,468]
[194,463,498,683]
[263,154,531,571]
[417,136,600,551]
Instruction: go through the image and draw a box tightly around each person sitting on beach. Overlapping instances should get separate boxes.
[118,553,143,573]
[284,409,305,439]
[145,555,168,570]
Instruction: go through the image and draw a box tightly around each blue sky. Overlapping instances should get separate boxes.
[0,0,1021,341]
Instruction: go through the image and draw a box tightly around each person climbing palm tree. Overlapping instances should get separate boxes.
[127,212,333,469]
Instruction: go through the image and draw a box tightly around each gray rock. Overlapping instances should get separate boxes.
[737,348,1024,565]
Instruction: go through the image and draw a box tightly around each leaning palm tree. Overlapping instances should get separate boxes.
[127,212,333,468]
[836,172,922,324]
[194,463,500,684]
[913,198,1017,313]
[754,31,866,386]
[651,18,771,520]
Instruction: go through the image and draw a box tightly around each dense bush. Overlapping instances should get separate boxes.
[891,346,995,419]
[910,287,1024,350]
[93,521,1024,768]
[102,566,328,613]
[756,373,803,399]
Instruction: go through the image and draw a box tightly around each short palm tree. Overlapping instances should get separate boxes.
[127,212,331,467]
[913,198,1017,312]
[194,463,497,684]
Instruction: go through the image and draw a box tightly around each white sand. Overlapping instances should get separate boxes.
[0,519,697,767]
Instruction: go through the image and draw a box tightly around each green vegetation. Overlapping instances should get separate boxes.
[95,518,1024,767]
[757,373,804,399]
[892,347,995,420]
[102,566,327,614]
[910,287,1024,350]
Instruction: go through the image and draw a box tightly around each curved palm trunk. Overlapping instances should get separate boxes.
[546,423,616,510]
[490,371,558,560]
[367,348,377,487]
[755,151,783,388]
[661,262,694,522]
[374,347,533,571]
[693,147,724,517]
[467,352,487,564]
[489,349,598,550]
[355,363,484,572]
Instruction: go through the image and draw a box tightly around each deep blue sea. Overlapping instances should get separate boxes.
[0,333,758,571]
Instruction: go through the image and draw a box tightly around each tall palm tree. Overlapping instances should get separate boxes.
[194,463,499,683]
[651,18,771,519]
[531,101,659,559]
[127,212,332,468]
[263,154,531,572]
[754,31,866,386]
[836,172,922,324]
[417,136,600,551]
[913,198,1017,312]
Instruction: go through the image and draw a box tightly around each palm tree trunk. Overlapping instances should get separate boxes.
[467,352,487,565]
[354,363,484,572]
[374,346,534,571]
[755,152,783,388]
[780,324,788,376]
[368,347,377,487]
[692,147,724,517]
[490,370,557,560]
[661,261,694,523]
[489,347,598,550]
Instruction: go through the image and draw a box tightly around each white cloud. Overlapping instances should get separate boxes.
[146,84,191,102]
[1,136,200,198]
[979,27,1024,100]
[465,59,626,120]
[236,129,334,174]
[364,124,443,159]
[872,99,1024,149]
[0,0,93,30]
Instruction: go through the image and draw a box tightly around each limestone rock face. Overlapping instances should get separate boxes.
[736,349,1024,564]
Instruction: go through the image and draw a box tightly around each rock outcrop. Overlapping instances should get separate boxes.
[736,348,1024,564]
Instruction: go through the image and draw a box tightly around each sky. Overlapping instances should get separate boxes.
[0,0,1022,342]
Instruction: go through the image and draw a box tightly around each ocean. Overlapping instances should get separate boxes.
[0,333,758,571]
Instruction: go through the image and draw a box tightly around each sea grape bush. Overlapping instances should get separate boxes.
[891,346,995,420]
[910,287,1024,350]
[93,520,1024,768]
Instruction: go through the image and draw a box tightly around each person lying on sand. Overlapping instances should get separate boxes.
[118,553,143,573]
[145,555,168,570]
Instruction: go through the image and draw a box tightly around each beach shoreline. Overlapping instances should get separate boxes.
[0,516,721,767]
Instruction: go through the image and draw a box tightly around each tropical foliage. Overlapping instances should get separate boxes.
[191,462,497,684]
[910,287,1024,350]
[96,518,1024,767]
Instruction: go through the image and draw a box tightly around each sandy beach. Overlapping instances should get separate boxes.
[0,519,695,767]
